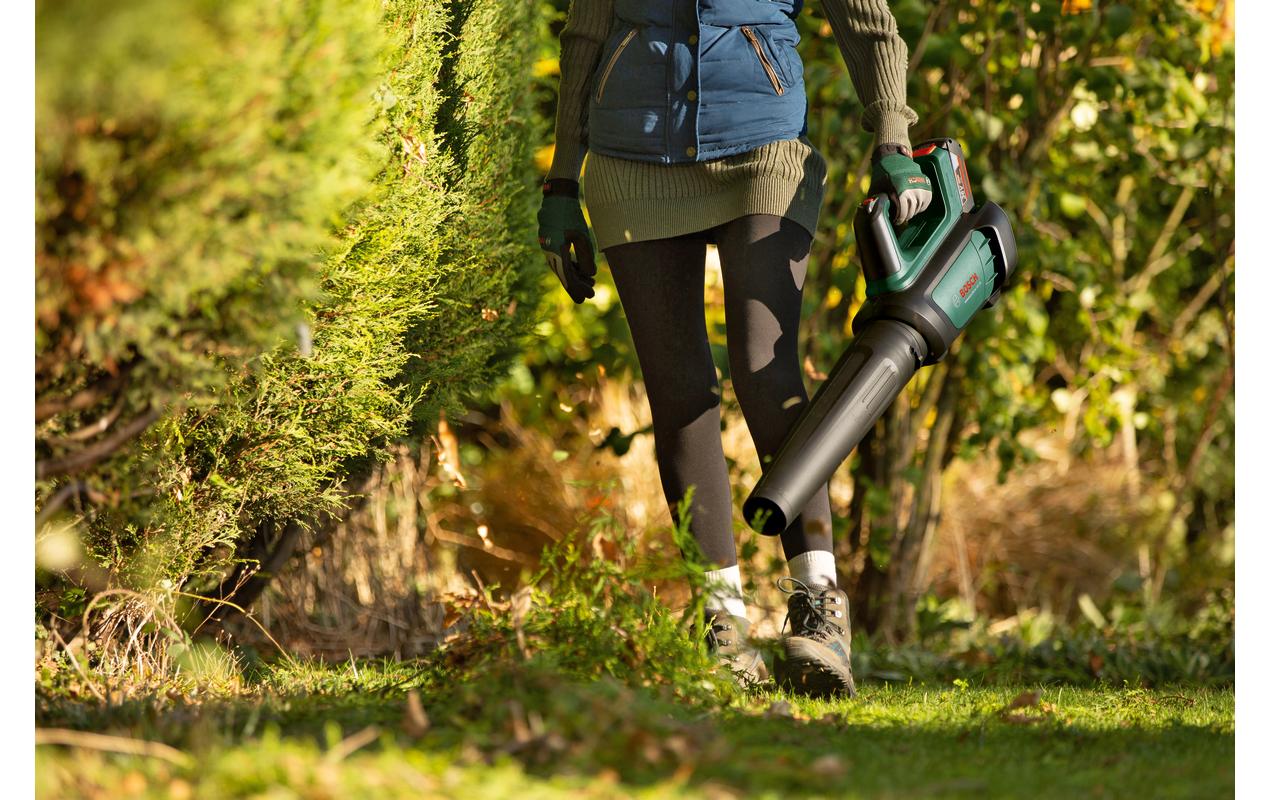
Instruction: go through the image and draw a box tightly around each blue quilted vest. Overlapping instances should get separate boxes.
[586,0,807,164]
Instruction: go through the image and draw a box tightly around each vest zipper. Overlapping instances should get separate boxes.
[740,26,785,96]
[595,29,638,103]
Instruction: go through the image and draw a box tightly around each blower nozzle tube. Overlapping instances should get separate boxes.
[742,319,928,535]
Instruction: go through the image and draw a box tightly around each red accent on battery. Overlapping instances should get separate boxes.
[956,157,972,206]
[912,143,939,158]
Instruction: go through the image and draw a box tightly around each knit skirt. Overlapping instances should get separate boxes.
[582,134,828,252]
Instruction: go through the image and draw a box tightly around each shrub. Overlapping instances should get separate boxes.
[35,0,386,476]
[36,0,543,636]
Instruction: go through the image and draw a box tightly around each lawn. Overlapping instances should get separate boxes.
[36,657,1234,799]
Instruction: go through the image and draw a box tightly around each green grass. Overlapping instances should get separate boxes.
[36,657,1233,799]
[36,529,1234,798]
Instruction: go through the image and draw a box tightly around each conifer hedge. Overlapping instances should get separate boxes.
[35,0,542,598]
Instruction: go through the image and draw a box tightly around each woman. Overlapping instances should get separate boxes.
[537,0,931,696]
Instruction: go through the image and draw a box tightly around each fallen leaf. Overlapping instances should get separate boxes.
[433,410,467,489]
[803,354,828,381]
[1004,691,1040,711]
[997,691,1056,725]
[402,690,430,737]
[765,700,794,719]
[810,753,847,778]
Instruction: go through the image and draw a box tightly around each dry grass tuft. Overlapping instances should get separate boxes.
[933,432,1153,621]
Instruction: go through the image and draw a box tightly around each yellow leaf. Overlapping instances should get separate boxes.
[534,144,555,174]
[533,57,559,78]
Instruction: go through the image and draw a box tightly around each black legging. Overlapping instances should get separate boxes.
[604,213,833,567]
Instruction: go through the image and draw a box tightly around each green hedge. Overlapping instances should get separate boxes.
[36,0,542,595]
[36,0,385,452]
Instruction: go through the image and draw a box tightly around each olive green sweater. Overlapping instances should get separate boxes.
[547,0,918,251]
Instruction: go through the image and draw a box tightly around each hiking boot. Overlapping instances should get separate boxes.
[704,609,769,687]
[772,578,857,698]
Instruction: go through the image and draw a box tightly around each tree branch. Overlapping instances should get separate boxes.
[1170,247,1234,341]
[200,519,308,628]
[35,406,162,480]
[35,367,132,423]
[35,481,107,528]
[42,396,126,446]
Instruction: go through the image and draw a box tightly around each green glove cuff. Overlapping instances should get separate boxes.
[869,153,932,197]
[872,143,912,162]
[542,177,579,198]
[537,194,593,253]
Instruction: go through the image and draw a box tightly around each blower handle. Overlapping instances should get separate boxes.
[859,195,906,286]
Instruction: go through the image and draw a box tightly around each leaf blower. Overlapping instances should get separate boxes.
[742,138,1018,534]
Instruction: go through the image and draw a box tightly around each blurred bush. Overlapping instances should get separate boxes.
[35,0,543,637]
[35,0,383,422]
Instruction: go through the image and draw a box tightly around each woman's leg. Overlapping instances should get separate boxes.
[713,214,835,568]
[604,232,738,570]
[716,215,851,695]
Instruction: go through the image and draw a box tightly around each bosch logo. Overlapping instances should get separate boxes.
[959,273,979,298]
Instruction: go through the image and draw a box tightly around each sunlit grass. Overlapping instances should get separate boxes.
[37,517,1233,799]
[37,657,1233,799]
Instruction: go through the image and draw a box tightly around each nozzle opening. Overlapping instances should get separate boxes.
[742,496,788,536]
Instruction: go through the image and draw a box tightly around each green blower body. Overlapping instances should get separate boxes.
[743,138,1017,535]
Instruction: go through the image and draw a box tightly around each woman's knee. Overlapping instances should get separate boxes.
[645,372,723,433]
[727,356,803,424]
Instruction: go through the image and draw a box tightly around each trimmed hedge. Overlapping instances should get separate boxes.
[36,0,542,595]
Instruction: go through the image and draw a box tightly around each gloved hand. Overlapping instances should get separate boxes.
[537,178,596,304]
[869,144,933,225]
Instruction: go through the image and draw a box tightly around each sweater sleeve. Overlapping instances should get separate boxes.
[819,0,919,150]
[546,0,614,182]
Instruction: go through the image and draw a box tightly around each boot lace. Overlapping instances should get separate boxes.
[777,577,844,641]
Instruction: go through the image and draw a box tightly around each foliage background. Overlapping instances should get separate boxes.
[35,0,1233,677]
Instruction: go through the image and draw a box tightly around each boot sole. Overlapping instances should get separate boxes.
[774,637,858,699]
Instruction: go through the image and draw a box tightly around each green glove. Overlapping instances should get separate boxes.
[869,146,933,225]
[537,178,596,304]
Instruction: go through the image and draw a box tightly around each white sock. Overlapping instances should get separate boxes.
[788,550,837,589]
[703,565,748,619]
